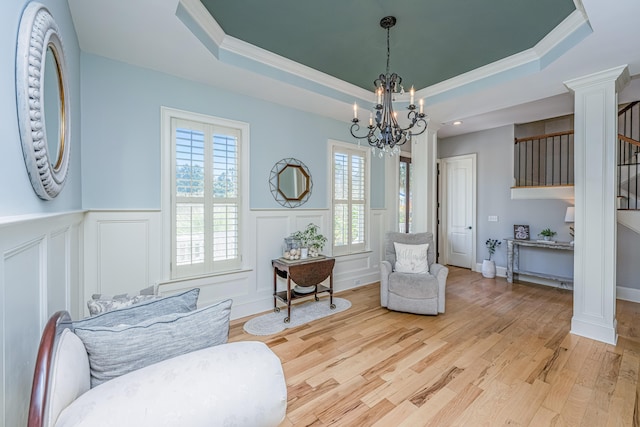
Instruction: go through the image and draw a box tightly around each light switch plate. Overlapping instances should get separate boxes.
[488,215,498,222]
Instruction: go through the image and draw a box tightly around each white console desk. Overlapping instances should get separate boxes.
[505,239,574,285]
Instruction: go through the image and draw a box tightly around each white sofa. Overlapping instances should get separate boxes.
[29,311,287,427]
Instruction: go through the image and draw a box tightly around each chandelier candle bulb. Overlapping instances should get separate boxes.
[369,113,373,127]
[419,99,424,114]
[410,86,415,106]
[353,102,358,119]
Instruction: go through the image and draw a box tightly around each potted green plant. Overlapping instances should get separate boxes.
[538,228,557,241]
[292,223,327,257]
[482,239,501,278]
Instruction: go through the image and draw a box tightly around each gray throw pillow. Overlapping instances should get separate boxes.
[87,284,160,315]
[74,298,233,387]
[87,294,160,316]
[76,288,200,328]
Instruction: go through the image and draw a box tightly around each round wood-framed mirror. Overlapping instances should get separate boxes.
[269,158,313,208]
[16,2,71,200]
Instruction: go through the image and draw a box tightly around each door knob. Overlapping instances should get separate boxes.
[467,226,472,229]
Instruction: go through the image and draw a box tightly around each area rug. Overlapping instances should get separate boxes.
[243,297,351,336]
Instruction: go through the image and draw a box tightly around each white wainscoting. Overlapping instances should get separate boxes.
[0,211,83,427]
[83,208,390,320]
[83,210,163,303]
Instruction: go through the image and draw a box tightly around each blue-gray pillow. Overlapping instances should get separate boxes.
[87,294,160,316]
[75,288,200,328]
[74,298,232,387]
[87,285,159,316]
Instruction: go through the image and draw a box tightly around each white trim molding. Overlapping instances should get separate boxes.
[511,186,574,201]
[616,286,640,303]
[176,0,591,108]
[565,65,630,345]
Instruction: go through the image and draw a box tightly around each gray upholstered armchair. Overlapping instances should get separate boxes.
[380,232,448,315]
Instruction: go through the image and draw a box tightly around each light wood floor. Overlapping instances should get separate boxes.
[229,267,640,426]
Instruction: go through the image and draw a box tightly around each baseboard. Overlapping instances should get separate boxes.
[616,285,640,303]
[473,262,640,302]
[515,274,573,290]
[475,262,571,289]
[474,263,507,278]
[571,317,618,345]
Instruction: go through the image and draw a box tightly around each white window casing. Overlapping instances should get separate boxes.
[161,107,249,280]
[330,140,369,256]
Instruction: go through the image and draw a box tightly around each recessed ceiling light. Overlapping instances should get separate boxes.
[453,120,463,126]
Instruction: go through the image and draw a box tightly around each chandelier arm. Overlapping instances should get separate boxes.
[405,117,428,136]
[350,121,373,140]
[392,111,428,135]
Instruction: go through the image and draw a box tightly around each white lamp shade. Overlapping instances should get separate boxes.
[564,206,575,222]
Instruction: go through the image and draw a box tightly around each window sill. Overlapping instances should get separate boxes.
[161,267,253,286]
[332,250,373,259]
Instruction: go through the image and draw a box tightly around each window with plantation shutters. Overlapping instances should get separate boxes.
[332,142,368,255]
[171,116,243,278]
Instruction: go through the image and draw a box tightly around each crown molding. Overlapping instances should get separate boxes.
[419,9,591,102]
[572,0,588,19]
[533,10,591,58]
[178,0,224,47]
[564,64,630,93]
[418,49,539,100]
[177,0,370,102]
[179,0,591,108]
[221,36,370,100]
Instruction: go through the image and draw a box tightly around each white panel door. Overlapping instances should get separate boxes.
[445,156,474,268]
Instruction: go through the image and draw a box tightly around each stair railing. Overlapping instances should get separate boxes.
[618,101,640,210]
[513,101,640,206]
[514,131,574,187]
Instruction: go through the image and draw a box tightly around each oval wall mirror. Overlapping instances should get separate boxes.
[16,3,71,200]
[269,158,313,208]
[44,45,63,171]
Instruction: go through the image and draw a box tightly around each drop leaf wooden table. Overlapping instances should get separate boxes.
[272,255,335,323]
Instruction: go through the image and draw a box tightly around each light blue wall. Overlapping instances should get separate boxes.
[0,0,82,217]
[80,54,386,210]
[439,125,573,277]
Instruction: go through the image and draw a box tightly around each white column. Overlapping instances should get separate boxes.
[564,65,630,345]
[412,124,440,234]
[384,149,398,232]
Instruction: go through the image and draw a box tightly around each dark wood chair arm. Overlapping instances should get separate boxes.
[28,311,72,427]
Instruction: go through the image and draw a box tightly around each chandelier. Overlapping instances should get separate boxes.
[350,16,428,156]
